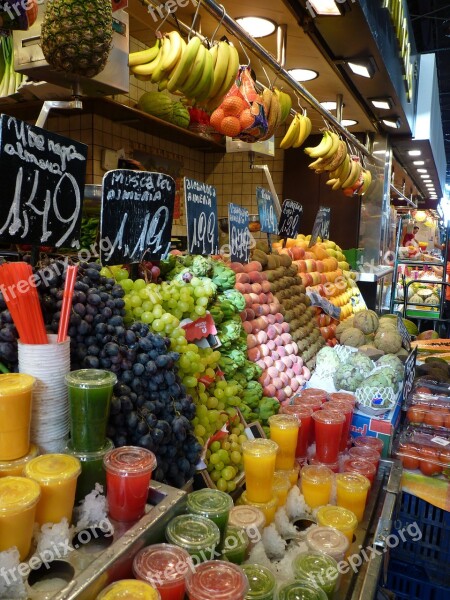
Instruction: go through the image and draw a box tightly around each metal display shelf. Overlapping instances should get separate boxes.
[356,266,394,283]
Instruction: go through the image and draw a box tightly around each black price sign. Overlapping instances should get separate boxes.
[256,186,277,234]
[0,115,87,248]
[229,203,250,264]
[309,206,331,247]
[402,347,417,402]
[278,199,303,239]
[397,315,412,351]
[100,169,175,266]
[184,177,219,255]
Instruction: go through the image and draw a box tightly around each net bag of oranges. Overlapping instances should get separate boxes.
[210,66,268,142]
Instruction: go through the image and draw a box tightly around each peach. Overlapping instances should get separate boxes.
[246,308,256,321]
[261,281,272,293]
[284,343,294,355]
[277,346,287,357]
[235,273,249,284]
[261,305,271,316]
[267,314,276,324]
[305,259,317,273]
[286,368,295,380]
[268,366,279,379]
[243,321,253,334]
[247,347,260,362]
[292,362,302,376]
[272,351,280,361]
[281,333,292,344]
[276,389,287,403]
[281,322,290,333]
[275,313,284,324]
[258,344,270,357]
[259,372,271,386]
[264,384,277,397]
[291,379,300,392]
[235,283,247,293]
[259,293,268,304]
[302,366,311,380]
[274,335,284,347]
[256,330,268,345]
[282,356,293,369]
[273,377,284,390]
[274,360,286,373]
[267,340,276,351]
[249,293,260,304]
[264,356,274,368]
[279,372,289,386]
[297,260,306,272]
[252,283,262,294]
[284,386,293,398]
[266,325,277,340]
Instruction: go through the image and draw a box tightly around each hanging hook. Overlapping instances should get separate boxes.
[188,0,202,41]
[258,60,272,88]
[155,5,172,35]
[210,4,226,44]
[294,93,307,116]
[239,40,251,67]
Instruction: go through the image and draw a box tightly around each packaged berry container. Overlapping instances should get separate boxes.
[394,426,450,478]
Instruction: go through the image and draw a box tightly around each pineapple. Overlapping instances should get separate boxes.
[40,0,113,78]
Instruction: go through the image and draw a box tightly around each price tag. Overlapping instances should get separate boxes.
[184,177,219,255]
[306,290,341,320]
[244,422,266,440]
[397,315,411,351]
[309,206,331,247]
[431,436,450,447]
[229,203,250,264]
[278,199,303,239]
[256,187,277,234]
[100,169,175,265]
[402,347,417,402]
[0,115,87,248]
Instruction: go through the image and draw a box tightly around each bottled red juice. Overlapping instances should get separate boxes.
[325,400,354,452]
[292,396,323,444]
[280,404,313,458]
[186,561,248,600]
[312,410,344,464]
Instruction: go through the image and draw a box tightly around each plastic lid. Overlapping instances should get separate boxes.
[187,489,233,518]
[133,543,193,586]
[0,476,41,513]
[309,457,340,473]
[240,491,278,511]
[276,581,328,600]
[343,458,376,479]
[348,446,380,462]
[25,454,81,483]
[96,579,160,599]
[65,369,117,388]
[326,399,354,414]
[280,405,313,419]
[241,564,275,599]
[268,414,300,429]
[312,410,345,425]
[223,526,249,553]
[241,439,278,457]
[166,514,220,551]
[292,396,323,410]
[66,438,114,461]
[306,526,350,558]
[0,444,40,470]
[353,436,383,453]
[185,561,248,600]
[0,373,35,396]
[273,471,291,490]
[295,389,328,402]
[103,446,156,477]
[328,392,356,406]
[229,505,266,531]
[301,464,333,483]
[292,551,339,584]
[316,505,358,531]
[336,472,371,491]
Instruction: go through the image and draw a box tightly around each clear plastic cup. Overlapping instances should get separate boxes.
[324,400,354,452]
[96,580,160,599]
[282,463,300,486]
[301,465,333,509]
[293,389,328,404]
[272,471,291,507]
[353,436,384,456]
[0,443,40,477]
[312,410,345,464]
[241,439,278,504]
[292,395,323,445]
[222,526,249,565]
[268,414,300,471]
[103,446,156,522]
[187,489,233,548]
[133,543,193,600]
[185,560,249,600]
[0,476,41,560]
[237,492,278,526]
[24,453,81,525]
[316,505,358,544]
[166,514,220,564]
[328,392,356,407]
[306,526,350,563]
[277,580,328,600]
[292,551,339,597]
[242,564,276,600]
[348,446,380,469]
[309,456,340,474]
[343,458,377,486]
[0,373,35,460]
[280,405,313,458]
[228,505,266,546]
[65,438,114,503]
[66,369,117,453]
[336,473,371,522]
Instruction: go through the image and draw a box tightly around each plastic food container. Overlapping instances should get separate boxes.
[0,373,35,460]
[0,443,40,477]
[352,436,384,456]
[312,410,345,464]
[96,580,160,599]
[241,439,278,504]
[328,392,357,407]
[185,560,249,600]
[241,564,275,600]
[306,526,350,562]
[133,543,193,600]
[237,491,278,525]
[229,505,266,542]
[187,489,233,547]
[394,426,450,478]
[292,551,339,597]
[0,476,41,560]
[280,405,313,458]
[343,458,376,486]
[272,471,291,507]
[335,473,371,522]
[348,446,380,469]
[268,415,300,471]
[277,581,328,600]
[24,453,81,525]
[166,514,220,563]
[300,465,333,509]
[316,505,358,544]
[103,446,156,522]
[65,438,114,503]
[222,526,249,564]
[405,393,450,431]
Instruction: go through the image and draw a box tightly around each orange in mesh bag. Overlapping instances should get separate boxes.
[210,67,268,141]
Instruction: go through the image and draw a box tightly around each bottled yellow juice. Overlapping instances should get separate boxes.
[96,580,160,599]
[301,465,333,509]
[268,415,299,471]
[273,471,291,507]
[241,439,278,503]
[0,374,35,460]
[336,473,370,522]
[316,505,358,544]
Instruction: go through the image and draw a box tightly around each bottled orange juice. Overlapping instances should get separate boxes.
[268,415,299,471]
[25,454,81,525]
[301,465,333,509]
[0,444,40,477]
[0,374,35,460]
[96,580,160,599]
[336,473,371,522]
[0,476,41,560]
[316,505,358,545]
[241,439,278,503]
[272,471,291,507]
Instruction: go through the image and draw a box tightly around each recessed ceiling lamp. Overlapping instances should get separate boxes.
[413,160,425,165]
[382,117,401,128]
[306,0,342,16]
[420,174,430,178]
[370,97,393,110]
[235,16,277,38]
[288,68,319,82]
[320,101,337,110]
[342,119,358,127]
[408,150,421,156]
[417,169,427,173]
[346,58,376,78]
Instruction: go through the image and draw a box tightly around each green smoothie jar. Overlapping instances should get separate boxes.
[187,489,233,548]
[222,526,249,564]
[242,564,276,600]
[66,370,117,453]
[166,514,220,564]
[292,552,339,598]
[277,581,328,600]
[65,438,114,503]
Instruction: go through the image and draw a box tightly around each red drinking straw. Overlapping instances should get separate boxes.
[58,265,78,343]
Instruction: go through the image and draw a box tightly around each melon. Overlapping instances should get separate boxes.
[417,330,440,340]
[340,327,366,348]
[138,91,174,121]
[170,102,190,128]
[353,310,379,334]
[374,330,402,354]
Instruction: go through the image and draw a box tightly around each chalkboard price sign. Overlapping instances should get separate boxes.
[256,186,277,234]
[0,115,87,248]
[184,177,219,255]
[397,315,412,351]
[309,206,331,247]
[278,199,303,239]
[229,203,250,264]
[100,169,175,266]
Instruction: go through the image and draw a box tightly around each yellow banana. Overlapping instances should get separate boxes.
[322,131,340,160]
[280,115,300,149]
[341,159,362,189]
[360,169,373,195]
[167,36,201,93]
[131,45,164,77]
[181,43,207,96]
[210,42,240,106]
[208,41,230,100]
[294,114,312,148]
[150,37,169,83]
[161,31,184,72]
[188,46,214,101]
[323,140,347,171]
[304,131,333,158]
[128,39,161,67]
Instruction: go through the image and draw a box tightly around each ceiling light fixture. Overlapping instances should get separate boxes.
[381,117,401,129]
[320,101,337,111]
[413,160,425,165]
[420,174,430,179]
[288,68,319,82]
[346,58,376,78]
[417,169,427,173]
[408,150,421,156]
[370,97,393,110]
[342,119,358,127]
[306,0,342,16]
[235,16,277,38]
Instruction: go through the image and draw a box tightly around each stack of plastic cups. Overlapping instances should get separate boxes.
[18,334,71,452]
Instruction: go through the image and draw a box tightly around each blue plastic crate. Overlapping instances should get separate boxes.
[391,492,450,586]
[386,559,449,600]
